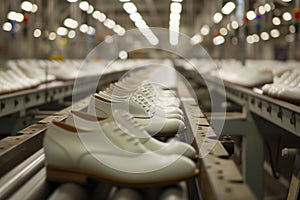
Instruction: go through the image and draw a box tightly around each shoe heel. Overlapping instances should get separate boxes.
[46,166,88,184]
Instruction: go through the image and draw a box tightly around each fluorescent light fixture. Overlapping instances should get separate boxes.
[169,20,180,27]
[79,24,88,33]
[33,28,41,37]
[135,19,147,28]
[231,20,239,29]
[272,17,281,25]
[119,50,128,60]
[200,25,210,36]
[246,10,256,20]
[119,0,130,2]
[15,13,24,22]
[129,12,142,22]
[92,10,101,19]
[79,1,89,11]
[270,29,280,38]
[87,26,96,35]
[67,0,78,2]
[252,34,259,42]
[282,12,292,21]
[87,5,94,14]
[282,0,292,2]
[170,2,182,14]
[48,32,56,40]
[169,30,179,45]
[104,19,116,29]
[258,6,265,15]
[140,28,159,45]
[123,2,137,14]
[172,0,183,2]
[117,28,126,36]
[21,1,33,12]
[57,27,68,36]
[2,22,12,32]
[98,13,106,22]
[170,13,181,21]
[31,4,38,13]
[64,18,78,29]
[260,32,269,40]
[68,30,76,38]
[221,2,235,15]
[7,11,17,21]
[220,28,228,36]
[190,34,203,45]
[289,25,296,33]
[246,35,254,44]
[213,35,225,45]
[213,12,223,24]
[264,4,271,12]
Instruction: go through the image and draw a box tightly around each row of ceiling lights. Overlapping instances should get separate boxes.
[169,0,183,45]
[120,0,159,45]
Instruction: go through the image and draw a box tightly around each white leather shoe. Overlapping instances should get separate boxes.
[88,94,186,136]
[44,121,198,185]
[65,110,197,159]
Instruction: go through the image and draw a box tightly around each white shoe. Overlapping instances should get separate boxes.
[44,121,198,185]
[88,94,186,136]
[66,110,197,159]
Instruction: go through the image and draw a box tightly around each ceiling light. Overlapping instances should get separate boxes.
[67,0,78,2]
[31,4,38,13]
[221,2,235,15]
[92,11,101,19]
[87,5,94,14]
[190,34,203,45]
[282,0,292,2]
[213,35,225,45]
[119,50,128,60]
[79,1,89,11]
[104,35,113,43]
[252,34,260,42]
[123,2,137,14]
[57,27,68,36]
[2,22,12,32]
[113,25,122,33]
[15,13,24,22]
[200,25,210,36]
[264,4,271,12]
[170,2,182,14]
[289,25,296,33]
[260,32,269,40]
[33,28,41,37]
[68,30,76,38]
[169,20,180,27]
[129,12,142,22]
[117,28,126,36]
[220,28,228,36]
[135,20,147,28]
[48,32,56,40]
[64,18,78,29]
[270,29,280,38]
[7,11,17,21]
[246,10,256,20]
[172,0,183,2]
[119,0,130,2]
[21,1,33,12]
[87,26,95,35]
[282,12,292,21]
[170,31,179,45]
[272,17,281,25]
[258,6,265,15]
[170,13,180,21]
[213,12,223,24]
[98,13,106,22]
[104,19,115,29]
[79,24,88,33]
[246,35,254,44]
[231,20,239,29]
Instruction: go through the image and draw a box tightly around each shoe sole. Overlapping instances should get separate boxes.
[46,165,199,186]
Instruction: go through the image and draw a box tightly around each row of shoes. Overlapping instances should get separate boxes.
[262,68,300,102]
[44,67,199,185]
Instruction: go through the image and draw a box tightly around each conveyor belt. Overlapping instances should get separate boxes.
[203,75,300,137]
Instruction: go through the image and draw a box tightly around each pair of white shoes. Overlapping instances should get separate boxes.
[262,68,300,102]
[44,110,198,185]
[88,78,185,136]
